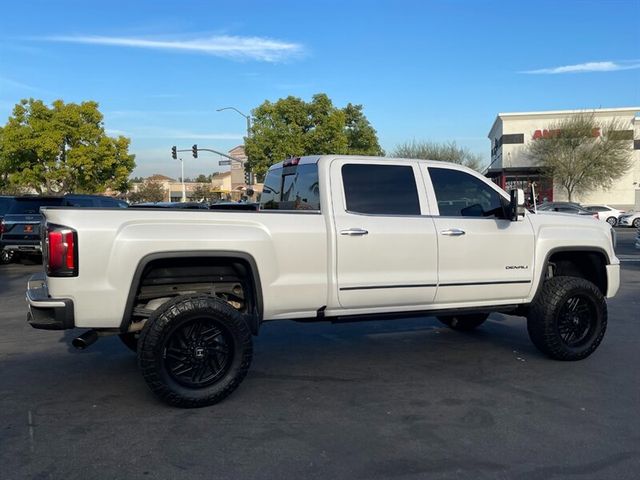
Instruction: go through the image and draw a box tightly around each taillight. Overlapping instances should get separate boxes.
[592,213,599,219]
[283,157,300,167]
[45,224,78,277]
[0,220,4,236]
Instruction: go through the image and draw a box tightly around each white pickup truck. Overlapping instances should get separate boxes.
[26,155,620,407]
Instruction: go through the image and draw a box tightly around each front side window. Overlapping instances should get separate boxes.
[260,163,320,211]
[342,164,421,215]
[429,167,507,218]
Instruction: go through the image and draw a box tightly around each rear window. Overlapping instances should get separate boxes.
[8,198,64,214]
[260,163,320,211]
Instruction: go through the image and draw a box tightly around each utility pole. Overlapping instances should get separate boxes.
[216,106,251,139]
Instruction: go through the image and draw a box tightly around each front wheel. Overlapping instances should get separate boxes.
[438,313,489,331]
[527,276,607,361]
[137,295,253,408]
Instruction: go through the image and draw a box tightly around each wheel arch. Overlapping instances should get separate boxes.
[120,251,263,335]
[533,246,610,299]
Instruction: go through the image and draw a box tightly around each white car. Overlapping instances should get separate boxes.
[618,211,640,229]
[583,205,625,226]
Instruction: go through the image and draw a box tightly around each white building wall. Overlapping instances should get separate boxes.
[488,108,640,209]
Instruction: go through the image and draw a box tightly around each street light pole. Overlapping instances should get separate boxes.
[180,157,186,202]
[216,106,251,139]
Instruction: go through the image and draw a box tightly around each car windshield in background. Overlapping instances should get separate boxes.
[7,198,64,214]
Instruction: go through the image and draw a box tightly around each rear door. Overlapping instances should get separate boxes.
[331,159,438,309]
[422,166,535,305]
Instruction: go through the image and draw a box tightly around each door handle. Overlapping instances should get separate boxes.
[440,228,465,236]
[340,228,369,236]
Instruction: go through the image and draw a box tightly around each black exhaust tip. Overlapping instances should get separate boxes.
[72,330,99,350]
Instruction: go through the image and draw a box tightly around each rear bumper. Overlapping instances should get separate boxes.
[605,264,620,299]
[25,273,74,330]
[1,240,41,253]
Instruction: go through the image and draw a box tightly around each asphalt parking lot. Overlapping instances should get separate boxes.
[1,230,638,480]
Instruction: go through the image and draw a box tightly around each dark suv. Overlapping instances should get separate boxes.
[0,194,127,263]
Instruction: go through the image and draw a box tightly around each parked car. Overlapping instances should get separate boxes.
[618,211,640,229]
[583,205,625,226]
[537,202,598,218]
[26,155,619,408]
[0,194,127,264]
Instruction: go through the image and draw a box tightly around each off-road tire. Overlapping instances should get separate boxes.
[527,276,607,361]
[605,217,617,226]
[118,333,138,352]
[137,295,253,408]
[438,313,489,331]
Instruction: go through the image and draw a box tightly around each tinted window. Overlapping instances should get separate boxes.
[65,197,96,207]
[97,197,128,208]
[429,168,506,218]
[260,164,320,211]
[8,198,64,214]
[342,164,421,215]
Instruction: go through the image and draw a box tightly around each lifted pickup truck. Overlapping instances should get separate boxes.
[26,156,620,407]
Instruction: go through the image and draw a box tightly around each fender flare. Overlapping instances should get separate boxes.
[119,250,264,335]
[531,246,611,300]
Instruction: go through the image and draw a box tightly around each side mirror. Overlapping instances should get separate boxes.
[509,188,526,221]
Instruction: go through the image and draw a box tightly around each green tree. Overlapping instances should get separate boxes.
[391,140,485,171]
[192,184,213,201]
[0,98,135,194]
[194,174,210,183]
[245,93,383,176]
[526,114,633,202]
[129,181,167,203]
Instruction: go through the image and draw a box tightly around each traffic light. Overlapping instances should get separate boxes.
[244,165,253,185]
[171,146,177,160]
[192,144,198,158]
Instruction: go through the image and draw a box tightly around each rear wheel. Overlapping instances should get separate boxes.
[527,276,606,361]
[606,216,617,226]
[438,313,489,331]
[137,295,253,408]
[633,218,640,228]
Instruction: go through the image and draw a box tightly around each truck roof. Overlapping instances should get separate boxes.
[268,155,478,172]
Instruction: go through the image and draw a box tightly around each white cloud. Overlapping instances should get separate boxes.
[43,34,304,62]
[522,61,640,74]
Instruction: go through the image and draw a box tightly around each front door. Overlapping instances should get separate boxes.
[423,165,535,305]
[331,159,438,310]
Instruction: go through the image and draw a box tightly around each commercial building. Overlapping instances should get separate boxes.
[487,107,640,209]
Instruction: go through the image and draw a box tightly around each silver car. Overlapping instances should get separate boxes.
[618,211,640,229]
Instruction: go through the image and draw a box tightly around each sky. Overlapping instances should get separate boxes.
[1,0,639,179]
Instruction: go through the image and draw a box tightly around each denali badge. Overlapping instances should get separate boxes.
[506,265,529,270]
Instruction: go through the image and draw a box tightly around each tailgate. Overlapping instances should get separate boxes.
[1,214,43,241]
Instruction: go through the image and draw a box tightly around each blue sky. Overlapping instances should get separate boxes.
[1,0,639,178]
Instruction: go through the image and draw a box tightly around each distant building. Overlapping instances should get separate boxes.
[487,107,640,208]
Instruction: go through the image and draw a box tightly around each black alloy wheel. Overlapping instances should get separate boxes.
[556,295,597,348]
[163,317,234,388]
